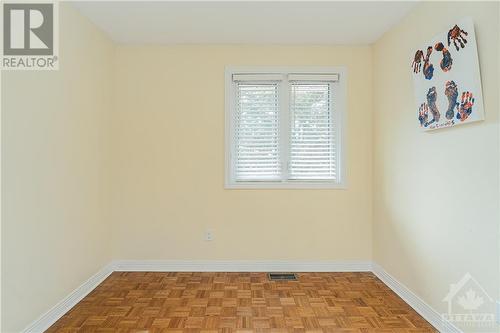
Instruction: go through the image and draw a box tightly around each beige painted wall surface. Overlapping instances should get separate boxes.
[111,46,373,260]
[1,4,114,332]
[373,1,499,327]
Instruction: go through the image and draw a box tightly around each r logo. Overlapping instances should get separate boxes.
[3,3,53,55]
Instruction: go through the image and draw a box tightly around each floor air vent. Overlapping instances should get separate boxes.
[268,273,297,281]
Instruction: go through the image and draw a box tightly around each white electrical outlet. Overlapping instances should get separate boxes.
[205,229,214,241]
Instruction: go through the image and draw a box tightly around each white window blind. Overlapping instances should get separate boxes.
[226,68,345,188]
[289,83,336,180]
[234,83,281,181]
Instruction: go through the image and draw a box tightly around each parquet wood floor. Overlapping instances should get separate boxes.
[46,272,437,332]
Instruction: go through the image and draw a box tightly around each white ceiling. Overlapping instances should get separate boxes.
[70,1,418,45]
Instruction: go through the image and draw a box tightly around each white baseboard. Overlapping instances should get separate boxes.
[21,262,115,333]
[20,260,461,333]
[372,262,462,333]
[113,259,372,272]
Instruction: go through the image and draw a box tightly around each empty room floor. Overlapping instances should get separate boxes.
[47,272,436,332]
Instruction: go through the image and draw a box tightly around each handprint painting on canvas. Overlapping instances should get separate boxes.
[411,18,484,131]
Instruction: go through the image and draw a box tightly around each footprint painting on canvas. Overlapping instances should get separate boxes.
[444,80,459,119]
[411,18,484,131]
[422,47,434,80]
[435,42,453,72]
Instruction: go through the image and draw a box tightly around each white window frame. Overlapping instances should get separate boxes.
[225,66,347,189]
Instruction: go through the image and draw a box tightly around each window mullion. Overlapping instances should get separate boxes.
[279,78,290,182]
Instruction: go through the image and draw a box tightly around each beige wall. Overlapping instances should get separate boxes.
[372,1,500,328]
[1,4,114,332]
[110,45,373,261]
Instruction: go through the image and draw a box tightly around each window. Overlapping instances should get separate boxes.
[225,67,346,189]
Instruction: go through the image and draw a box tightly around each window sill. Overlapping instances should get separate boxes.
[224,181,347,190]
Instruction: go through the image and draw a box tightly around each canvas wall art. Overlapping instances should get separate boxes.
[411,18,484,131]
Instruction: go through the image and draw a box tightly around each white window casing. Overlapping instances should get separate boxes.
[225,67,347,189]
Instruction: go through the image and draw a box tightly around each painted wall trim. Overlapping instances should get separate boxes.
[372,262,462,333]
[20,261,462,333]
[113,260,371,272]
[21,262,115,333]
